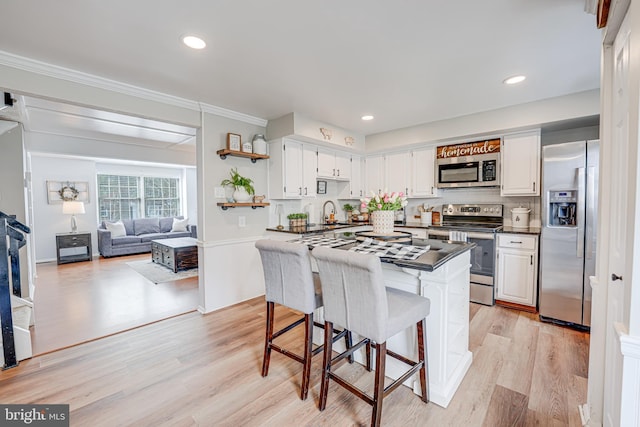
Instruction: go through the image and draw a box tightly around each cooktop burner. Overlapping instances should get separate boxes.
[438,203,504,232]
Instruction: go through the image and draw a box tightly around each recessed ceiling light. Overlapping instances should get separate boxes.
[361,115,374,121]
[182,35,206,50]
[503,75,526,85]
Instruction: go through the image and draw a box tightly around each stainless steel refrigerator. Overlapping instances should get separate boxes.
[539,140,598,328]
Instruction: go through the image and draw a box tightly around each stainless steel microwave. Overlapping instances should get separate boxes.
[436,152,500,188]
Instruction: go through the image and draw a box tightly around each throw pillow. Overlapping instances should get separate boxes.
[171,217,189,232]
[105,221,126,238]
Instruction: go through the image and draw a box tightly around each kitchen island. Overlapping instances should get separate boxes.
[264,227,474,408]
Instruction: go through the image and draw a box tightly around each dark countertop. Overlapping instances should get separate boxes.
[265,222,366,234]
[266,221,541,236]
[309,232,476,272]
[500,225,541,235]
[381,221,542,235]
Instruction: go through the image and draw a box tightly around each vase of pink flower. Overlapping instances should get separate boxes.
[360,190,408,235]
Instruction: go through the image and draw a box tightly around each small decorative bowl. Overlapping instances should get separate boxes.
[253,195,265,203]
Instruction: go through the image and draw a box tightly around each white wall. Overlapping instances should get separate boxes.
[365,90,600,152]
[185,167,197,227]
[197,112,269,312]
[30,155,96,262]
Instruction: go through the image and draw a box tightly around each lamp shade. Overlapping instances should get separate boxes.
[62,201,85,215]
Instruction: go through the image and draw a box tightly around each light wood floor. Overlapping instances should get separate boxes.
[30,254,199,355]
[2,296,589,426]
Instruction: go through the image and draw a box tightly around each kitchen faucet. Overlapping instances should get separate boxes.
[322,200,336,223]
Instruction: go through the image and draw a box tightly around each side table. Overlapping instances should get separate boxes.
[56,232,92,265]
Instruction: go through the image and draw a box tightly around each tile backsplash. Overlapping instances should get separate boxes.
[269,183,542,228]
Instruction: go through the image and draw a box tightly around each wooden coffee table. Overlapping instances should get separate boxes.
[151,237,198,273]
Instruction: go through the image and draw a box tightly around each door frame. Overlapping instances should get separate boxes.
[587,0,640,425]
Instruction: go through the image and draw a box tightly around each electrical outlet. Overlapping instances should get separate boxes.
[238,216,246,227]
[214,187,225,198]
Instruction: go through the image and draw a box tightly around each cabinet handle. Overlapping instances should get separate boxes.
[530,255,533,265]
[337,169,340,176]
[304,187,308,195]
[299,187,302,195]
[532,182,536,192]
[333,168,336,176]
[611,273,623,281]
[431,186,434,195]
[510,241,522,244]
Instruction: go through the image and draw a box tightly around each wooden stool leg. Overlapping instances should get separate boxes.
[365,340,372,372]
[262,301,274,377]
[319,321,334,411]
[417,319,429,403]
[346,330,354,363]
[300,313,313,400]
[371,342,386,427]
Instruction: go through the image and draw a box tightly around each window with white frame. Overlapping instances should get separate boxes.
[143,177,180,218]
[98,174,181,221]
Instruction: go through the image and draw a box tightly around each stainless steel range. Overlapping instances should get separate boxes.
[427,204,503,305]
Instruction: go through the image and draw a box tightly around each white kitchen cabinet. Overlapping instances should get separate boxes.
[268,138,317,199]
[495,233,538,307]
[501,130,541,196]
[317,147,351,180]
[385,151,410,195]
[302,145,317,197]
[350,155,364,198]
[410,147,438,198]
[365,154,385,195]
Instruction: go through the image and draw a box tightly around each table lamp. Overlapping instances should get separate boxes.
[62,201,85,233]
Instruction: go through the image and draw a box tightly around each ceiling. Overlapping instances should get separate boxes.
[0,1,602,138]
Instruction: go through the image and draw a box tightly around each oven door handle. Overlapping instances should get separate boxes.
[427,230,495,240]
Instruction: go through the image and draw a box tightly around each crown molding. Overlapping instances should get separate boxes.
[199,103,267,127]
[0,50,267,127]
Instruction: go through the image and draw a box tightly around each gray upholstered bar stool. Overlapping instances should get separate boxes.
[255,239,351,401]
[312,246,430,427]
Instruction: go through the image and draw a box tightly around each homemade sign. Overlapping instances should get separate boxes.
[437,138,501,159]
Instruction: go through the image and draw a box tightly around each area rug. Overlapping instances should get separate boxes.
[126,260,198,284]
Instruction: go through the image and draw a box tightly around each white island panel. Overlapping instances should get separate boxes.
[312,247,472,408]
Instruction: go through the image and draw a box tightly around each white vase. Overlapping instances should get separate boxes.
[252,134,267,155]
[233,187,252,202]
[371,210,395,235]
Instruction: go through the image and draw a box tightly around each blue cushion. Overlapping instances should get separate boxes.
[112,236,142,245]
[134,218,160,235]
[140,233,168,242]
[122,219,135,236]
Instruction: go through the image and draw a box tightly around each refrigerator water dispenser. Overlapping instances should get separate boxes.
[548,190,577,226]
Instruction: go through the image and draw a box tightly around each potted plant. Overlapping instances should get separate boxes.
[360,190,408,234]
[343,203,355,223]
[287,213,308,228]
[220,168,255,202]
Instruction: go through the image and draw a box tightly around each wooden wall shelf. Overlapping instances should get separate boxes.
[216,149,269,163]
[217,202,270,211]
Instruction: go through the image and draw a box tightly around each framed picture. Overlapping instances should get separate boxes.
[46,181,90,204]
[227,133,241,151]
[317,180,327,194]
